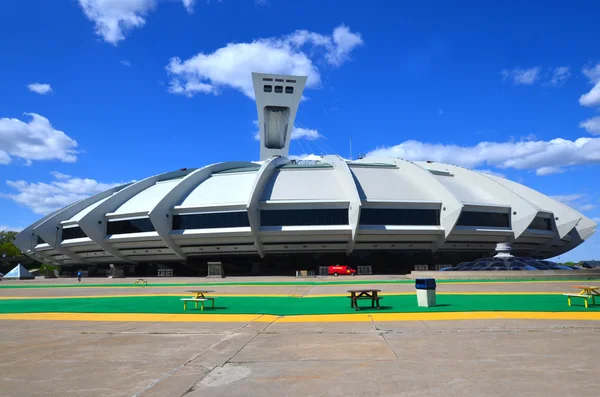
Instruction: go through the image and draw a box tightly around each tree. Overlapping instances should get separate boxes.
[0,231,22,257]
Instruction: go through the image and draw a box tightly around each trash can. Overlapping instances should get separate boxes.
[415,278,436,307]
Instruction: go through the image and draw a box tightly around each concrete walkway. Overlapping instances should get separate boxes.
[1,319,599,397]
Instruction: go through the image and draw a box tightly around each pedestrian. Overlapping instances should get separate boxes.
[77,270,81,282]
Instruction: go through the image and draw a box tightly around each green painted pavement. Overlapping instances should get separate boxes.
[1,294,598,316]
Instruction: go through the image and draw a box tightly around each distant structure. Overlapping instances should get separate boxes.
[252,72,306,160]
[13,72,598,276]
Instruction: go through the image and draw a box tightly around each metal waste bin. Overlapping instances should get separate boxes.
[415,278,436,307]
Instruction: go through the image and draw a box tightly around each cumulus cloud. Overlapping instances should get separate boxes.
[580,63,600,107]
[0,225,23,232]
[550,194,597,212]
[166,25,363,98]
[27,83,52,95]
[2,172,123,215]
[181,0,196,13]
[477,169,506,178]
[78,0,195,45]
[367,136,600,176]
[548,66,571,86]
[0,113,78,165]
[253,122,323,141]
[502,67,540,85]
[288,153,324,161]
[579,116,600,135]
[120,60,131,67]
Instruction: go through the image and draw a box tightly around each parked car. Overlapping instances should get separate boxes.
[328,265,356,276]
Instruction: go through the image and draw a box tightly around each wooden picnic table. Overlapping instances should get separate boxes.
[347,289,382,311]
[563,286,600,308]
[187,290,214,299]
[182,290,216,311]
[572,286,600,296]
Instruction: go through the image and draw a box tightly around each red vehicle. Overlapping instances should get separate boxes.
[328,265,356,276]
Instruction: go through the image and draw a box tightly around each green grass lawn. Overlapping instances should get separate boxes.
[1,294,598,316]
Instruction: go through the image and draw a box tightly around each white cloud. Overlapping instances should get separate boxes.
[78,0,195,45]
[181,0,196,13]
[579,116,600,135]
[0,225,23,232]
[548,66,571,86]
[27,83,52,95]
[579,204,597,211]
[367,136,600,176]
[502,67,540,85]
[580,63,600,107]
[0,113,78,165]
[253,123,323,141]
[2,172,123,215]
[120,60,131,67]
[550,194,587,204]
[166,24,363,98]
[478,169,505,178]
[291,127,322,140]
[592,217,600,223]
[288,154,324,161]
[550,194,597,212]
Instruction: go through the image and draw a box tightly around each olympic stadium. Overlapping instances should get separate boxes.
[14,73,597,276]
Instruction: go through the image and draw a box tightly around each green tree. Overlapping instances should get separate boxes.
[0,231,22,257]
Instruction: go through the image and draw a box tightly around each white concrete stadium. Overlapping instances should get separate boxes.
[14,73,597,275]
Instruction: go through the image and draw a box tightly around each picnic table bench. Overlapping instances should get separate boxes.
[347,289,383,311]
[563,286,599,308]
[182,290,215,311]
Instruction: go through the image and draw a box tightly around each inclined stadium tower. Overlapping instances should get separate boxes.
[14,73,597,275]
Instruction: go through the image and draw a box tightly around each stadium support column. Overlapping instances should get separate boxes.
[393,159,464,250]
[31,187,127,265]
[247,156,290,258]
[322,155,361,254]
[78,169,193,264]
[148,161,257,261]
[252,73,307,161]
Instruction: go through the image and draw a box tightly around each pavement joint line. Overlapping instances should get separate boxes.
[2,279,599,290]
[3,311,600,323]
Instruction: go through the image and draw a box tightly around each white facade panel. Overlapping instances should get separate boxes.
[262,169,346,201]
[66,195,113,223]
[350,166,434,202]
[113,179,181,215]
[179,173,257,208]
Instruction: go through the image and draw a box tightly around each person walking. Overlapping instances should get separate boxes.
[77,270,81,282]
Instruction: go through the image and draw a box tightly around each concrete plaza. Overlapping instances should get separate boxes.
[1,277,599,396]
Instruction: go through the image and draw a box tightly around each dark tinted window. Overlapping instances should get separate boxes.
[36,235,46,245]
[261,209,348,226]
[62,227,87,240]
[172,212,250,230]
[107,218,155,235]
[528,217,552,231]
[359,209,440,226]
[263,85,272,92]
[456,211,509,227]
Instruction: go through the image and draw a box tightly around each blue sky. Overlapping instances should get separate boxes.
[0,0,599,261]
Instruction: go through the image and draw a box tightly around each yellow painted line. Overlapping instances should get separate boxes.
[1,311,600,323]
[0,293,294,300]
[0,312,278,323]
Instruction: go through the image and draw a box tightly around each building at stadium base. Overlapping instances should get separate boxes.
[15,73,597,276]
